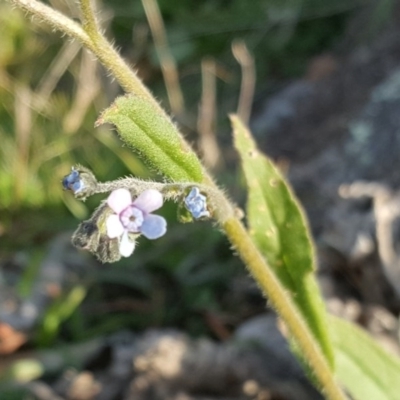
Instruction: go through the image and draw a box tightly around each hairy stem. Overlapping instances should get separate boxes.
[77,0,153,100]
[79,0,99,35]
[9,0,92,48]
[77,173,234,222]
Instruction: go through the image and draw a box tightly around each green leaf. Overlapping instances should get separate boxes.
[96,94,204,182]
[331,316,400,400]
[230,115,334,368]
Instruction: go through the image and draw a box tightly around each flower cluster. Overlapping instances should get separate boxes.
[65,168,211,261]
[106,188,167,257]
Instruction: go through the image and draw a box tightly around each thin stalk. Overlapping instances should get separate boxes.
[78,0,156,102]
[9,0,93,49]
[79,0,99,35]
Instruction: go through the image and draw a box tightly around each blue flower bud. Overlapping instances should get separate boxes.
[184,187,210,219]
[62,168,85,194]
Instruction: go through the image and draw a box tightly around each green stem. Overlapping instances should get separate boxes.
[78,0,154,100]
[79,0,98,34]
[223,217,346,400]
[9,0,93,48]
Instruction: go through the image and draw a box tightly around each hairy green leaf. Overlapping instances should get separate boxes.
[97,94,204,182]
[331,316,400,400]
[230,115,334,368]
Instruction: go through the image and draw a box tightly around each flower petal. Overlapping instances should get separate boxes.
[119,232,136,257]
[140,214,167,239]
[133,189,163,213]
[107,189,132,214]
[106,214,125,238]
[72,180,85,194]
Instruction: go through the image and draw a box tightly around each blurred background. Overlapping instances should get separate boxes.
[1,0,400,399]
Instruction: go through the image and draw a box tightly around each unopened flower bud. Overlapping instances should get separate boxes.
[184,187,210,219]
[62,166,98,199]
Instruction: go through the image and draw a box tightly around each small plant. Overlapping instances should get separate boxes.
[6,1,400,400]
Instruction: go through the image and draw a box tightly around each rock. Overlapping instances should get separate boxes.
[123,326,321,400]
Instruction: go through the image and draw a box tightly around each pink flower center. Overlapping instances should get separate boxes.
[120,206,144,232]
